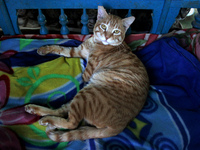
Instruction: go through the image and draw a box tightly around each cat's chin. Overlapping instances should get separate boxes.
[111,43,122,46]
[102,41,109,45]
[102,40,122,46]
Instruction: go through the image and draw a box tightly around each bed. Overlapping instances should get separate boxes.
[1,1,200,150]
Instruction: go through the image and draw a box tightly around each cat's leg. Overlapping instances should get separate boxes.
[37,41,89,59]
[38,111,80,130]
[25,104,69,117]
[37,86,93,130]
[38,98,84,130]
[82,72,90,82]
[82,64,93,82]
[82,59,97,82]
[46,126,123,142]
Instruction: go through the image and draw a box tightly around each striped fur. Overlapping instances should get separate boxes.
[25,6,149,142]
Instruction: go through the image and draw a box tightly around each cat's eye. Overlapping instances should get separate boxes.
[100,24,107,30]
[113,30,120,35]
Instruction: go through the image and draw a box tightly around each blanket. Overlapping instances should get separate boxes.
[0,32,200,150]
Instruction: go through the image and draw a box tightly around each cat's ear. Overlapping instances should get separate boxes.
[97,6,108,21]
[122,16,135,31]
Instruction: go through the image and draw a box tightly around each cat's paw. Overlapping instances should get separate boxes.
[46,124,57,131]
[25,104,39,115]
[39,116,52,126]
[37,46,52,55]
[47,130,63,142]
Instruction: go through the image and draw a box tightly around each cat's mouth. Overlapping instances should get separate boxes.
[102,40,109,45]
[102,40,121,46]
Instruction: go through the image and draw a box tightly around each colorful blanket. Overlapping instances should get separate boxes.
[0,38,85,149]
[0,30,200,150]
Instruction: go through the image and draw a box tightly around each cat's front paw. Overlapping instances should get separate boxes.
[25,104,39,115]
[37,46,52,55]
[39,116,52,126]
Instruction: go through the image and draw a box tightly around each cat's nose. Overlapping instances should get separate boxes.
[105,36,110,40]
[105,33,111,40]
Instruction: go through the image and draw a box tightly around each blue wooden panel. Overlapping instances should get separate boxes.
[126,9,132,35]
[81,9,89,35]
[60,9,69,35]
[3,0,167,34]
[38,9,48,35]
[192,8,200,29]
[0,0,15,35]
[161,0,200,33]
[1,0,200,35]
[4,0,164,9]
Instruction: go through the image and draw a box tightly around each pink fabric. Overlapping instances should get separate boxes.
[0,127,23,150]
[0,75,10,109]
[0,105,40,125]
[195,33,200,61]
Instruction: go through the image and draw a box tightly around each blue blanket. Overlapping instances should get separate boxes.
[134,37,200,150]
[0,37,200,150]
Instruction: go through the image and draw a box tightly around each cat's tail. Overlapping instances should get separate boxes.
[46,126,122,142]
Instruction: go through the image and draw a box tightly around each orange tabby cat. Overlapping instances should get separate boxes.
[25,6,149,142]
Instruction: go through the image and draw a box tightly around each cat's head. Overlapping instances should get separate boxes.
[93,6,135,46]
